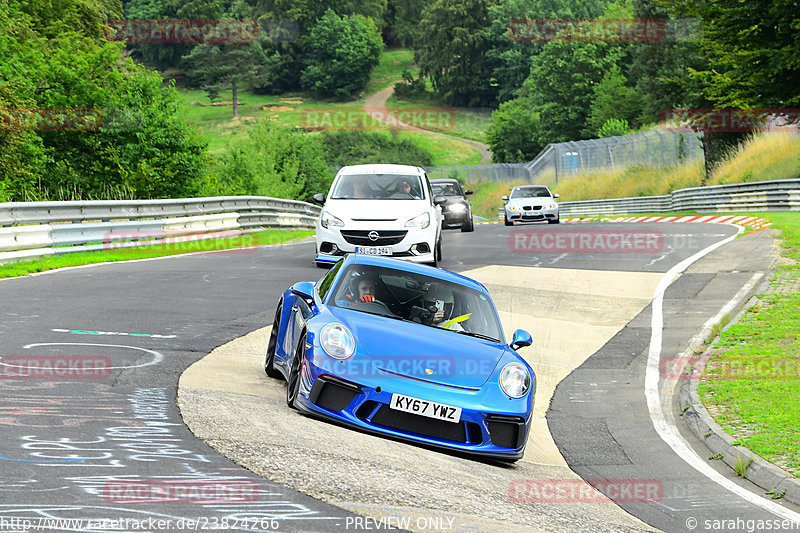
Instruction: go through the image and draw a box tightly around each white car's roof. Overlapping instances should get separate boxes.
[338,164,423,175]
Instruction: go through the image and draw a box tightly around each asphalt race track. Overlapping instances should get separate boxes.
[1,222,799,532]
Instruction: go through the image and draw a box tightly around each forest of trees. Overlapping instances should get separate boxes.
[1,0,796,201]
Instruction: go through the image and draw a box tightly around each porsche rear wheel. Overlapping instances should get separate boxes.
[264,300,283,379]
[286,330,306,408]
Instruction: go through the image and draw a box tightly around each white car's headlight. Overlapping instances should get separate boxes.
[545,204,556,210]
[320,323,355,360]
[448,204,467,212]
[508,205,519,212]
[499,362,531,398]
[320,210,344,229]
[405,212,430,229]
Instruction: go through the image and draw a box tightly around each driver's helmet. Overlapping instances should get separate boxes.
[347,269,379,301]
[423,284,455,322]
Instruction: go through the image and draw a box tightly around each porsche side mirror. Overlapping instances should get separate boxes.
[290,281,315,303]
[510,329,532,351]
[312,193,326,205]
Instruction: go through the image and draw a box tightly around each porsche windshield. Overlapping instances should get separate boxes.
[329,174,424,200]
[329,265,503,342]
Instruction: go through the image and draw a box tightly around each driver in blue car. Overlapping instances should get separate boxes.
[337,273,381,306]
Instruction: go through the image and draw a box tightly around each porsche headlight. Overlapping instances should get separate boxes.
[320,210,344,229]
[320,323,355,360]
[499,362,531,398]
[405,212,430,229]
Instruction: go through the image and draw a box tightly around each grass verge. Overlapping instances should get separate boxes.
[697,211,800,477]
[0,229,313,279]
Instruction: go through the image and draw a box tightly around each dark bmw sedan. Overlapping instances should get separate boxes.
[431,179,474,232]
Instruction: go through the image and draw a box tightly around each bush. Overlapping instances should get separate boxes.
[300,10,383,97]
[486,98,544,163]
[393,69,428,99]
[213,124,331,202]
[319,131,433,168]
[597,118,631,138]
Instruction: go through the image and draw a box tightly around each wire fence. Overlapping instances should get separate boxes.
[426,129,704,184]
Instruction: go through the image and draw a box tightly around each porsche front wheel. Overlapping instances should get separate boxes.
[286,330,306,408]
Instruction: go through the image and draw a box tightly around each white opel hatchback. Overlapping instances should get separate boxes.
[313,164,445,267]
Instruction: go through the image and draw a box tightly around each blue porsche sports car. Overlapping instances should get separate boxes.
[264,254,535,461]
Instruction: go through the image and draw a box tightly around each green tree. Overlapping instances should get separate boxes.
[662,0,800,107]
[521,40,620,144]
[485,98,543,163]
[385,0,425,46]
[183,42,275,117]
[585,64,643,135]
[485,0,607,104]
[628,0,707,123]
[415,0,497,106]
[300,9,383,97]
[0,0,209,201]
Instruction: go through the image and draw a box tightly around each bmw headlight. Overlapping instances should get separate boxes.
[508,205,519,212]
[545,204,556,210]
[405,212,430,229]
[320,210,344,229]
[499,362,531,398]
[320,323,355,360]
[448,203,467,212]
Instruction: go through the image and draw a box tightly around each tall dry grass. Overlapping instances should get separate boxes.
[709,131,800,185]
[552,160,704,201]
[550,130,800,202]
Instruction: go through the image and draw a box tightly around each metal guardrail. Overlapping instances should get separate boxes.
[0,196,321,264]
[557,179,800,217]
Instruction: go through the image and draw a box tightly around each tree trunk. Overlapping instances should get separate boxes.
[231,80,238,119]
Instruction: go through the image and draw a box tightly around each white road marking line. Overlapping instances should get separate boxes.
[20,343,164,370]
[645,225,800,522]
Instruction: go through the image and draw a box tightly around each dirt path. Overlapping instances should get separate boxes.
[364,85,493,164]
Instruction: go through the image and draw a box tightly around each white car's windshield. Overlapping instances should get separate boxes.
[330,265,503,342]
[510,187,552,199]
[330,174,423,200]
